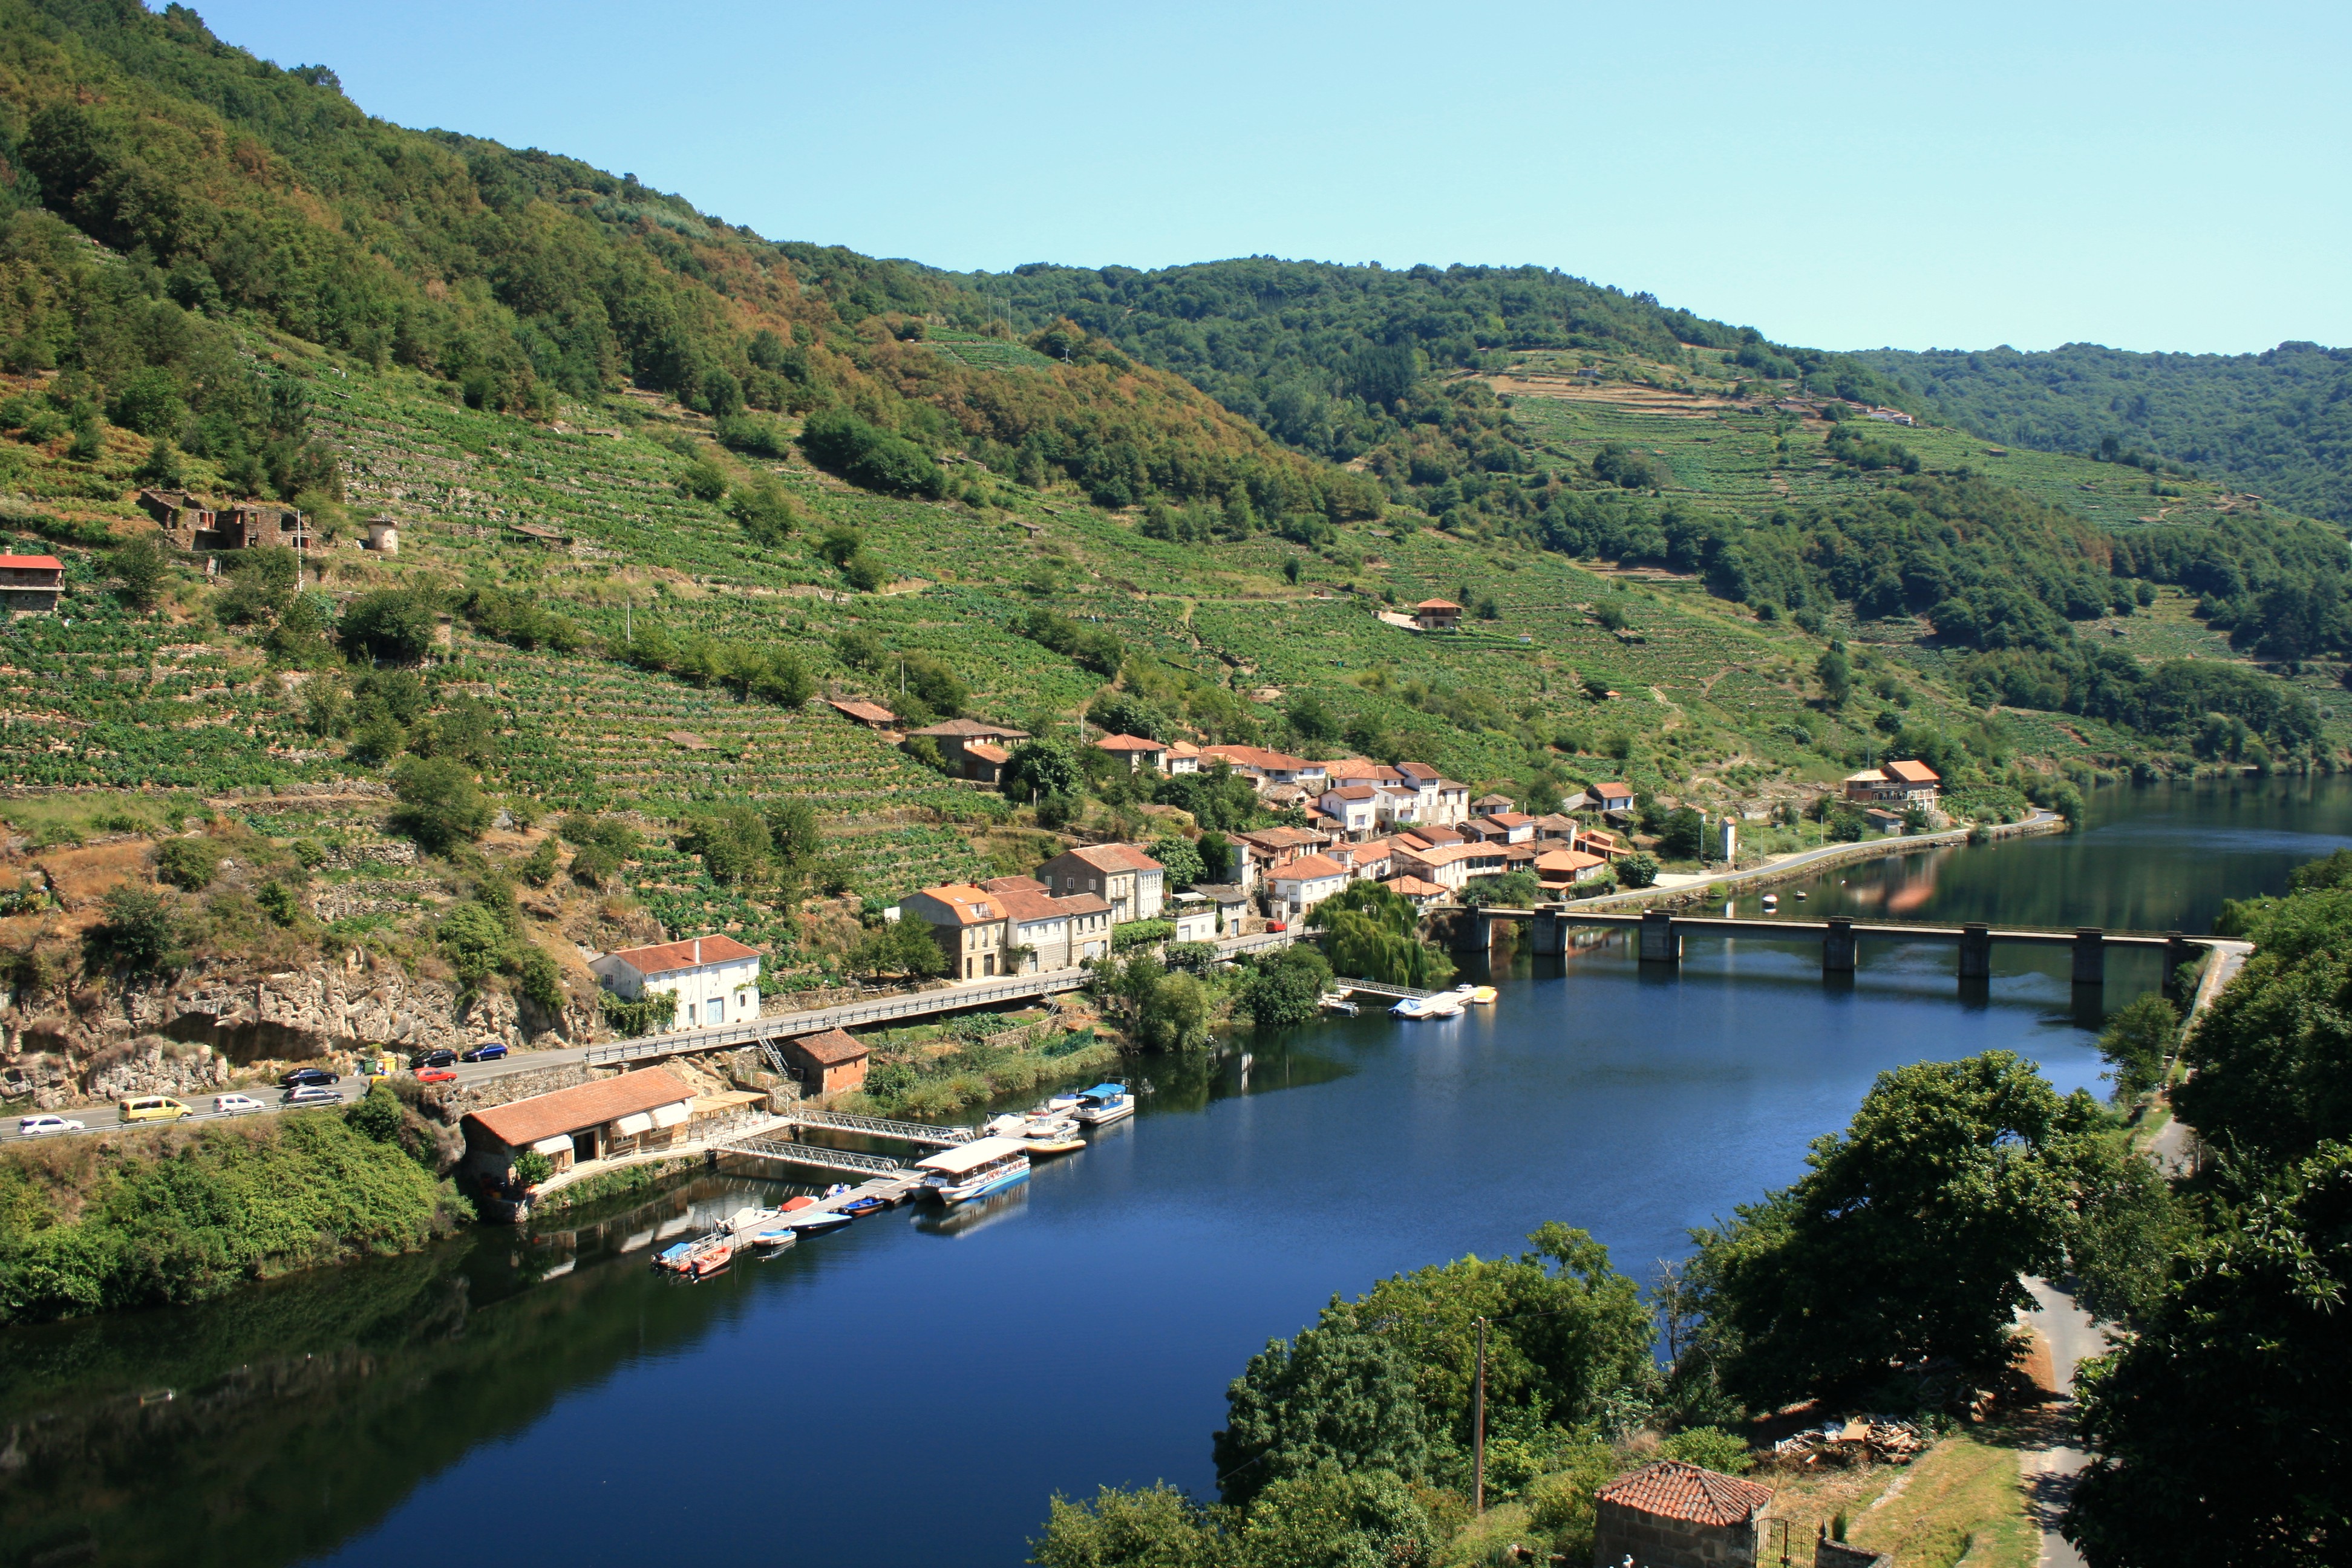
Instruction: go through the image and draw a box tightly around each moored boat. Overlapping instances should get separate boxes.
[1072,1083,1134,1126]
[1318,991,1360,1015]
[1452,984,1498,1005]
[653,1228,733,1276]
[750,1229,797,1257]
[915,1135,1033,1205]
[1023,1133,1085,1156]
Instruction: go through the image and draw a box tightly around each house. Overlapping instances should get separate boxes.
[902,883,1012,981]
[0,554,64,613]
[461,1067,696,1181]
[1094,733,1168,773]
[137,488,218,547]
[1317,783,1383,838]
[1037,844,1166,924]
[1576,826,1628,860]
[1162,740,1202,774]
[1393,839,1509,892]
[1232,826,1331,881]
[1329,838,1393,881]
[1591,1460,1775,1568]
[1200,745,1327,789]
[1534,847,1609,890]
[1530,812,1581,842]
[1842,760,1939,806]
[1413,598,1463,631]
[364,517,400,554]
[908,717,1031,777]
[137,489,310,552]
[1382,874,1450,912]
[961,740,1012,786]
[1168,897,1220,944]
[776,1027,869,1096]
[1393,762,1471,825]
[590,935,762,1031]
[826,696,900,731]
[1191,883,1254,930]
[1472,792,1516,818]
[1591,780,1638,815]
[1267,852,1351,920]
[1863,806,1909,834]
[991,883,1112,970]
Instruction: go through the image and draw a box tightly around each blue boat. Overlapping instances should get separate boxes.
[1073,1083,1134,1126]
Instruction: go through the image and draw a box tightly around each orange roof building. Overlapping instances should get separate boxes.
[1593,1460,1774,1568]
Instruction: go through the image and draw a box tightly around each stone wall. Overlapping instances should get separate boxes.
[422,1062,594,1124]
[1592,1501,1759,1568]
[1813,1538,1890,1568]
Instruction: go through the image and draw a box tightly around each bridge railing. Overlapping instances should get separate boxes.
[581,968,1092,1067]
[715,1134,905,1175]
[785,1109,972,1146]
[1333,978,1438,999]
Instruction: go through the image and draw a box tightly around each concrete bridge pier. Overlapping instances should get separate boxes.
[1638,910,1682,964]
[1821,916,1857,973]
[1529,910,1565,956]
[1958,923,1993,980]
[2073,928,2106,987]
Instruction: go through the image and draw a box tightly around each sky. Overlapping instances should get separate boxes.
[180,1,2351,356]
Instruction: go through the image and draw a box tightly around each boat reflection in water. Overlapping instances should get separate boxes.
[912,1179,1031,1239]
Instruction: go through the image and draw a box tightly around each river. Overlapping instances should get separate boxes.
[4,778,2347,1567]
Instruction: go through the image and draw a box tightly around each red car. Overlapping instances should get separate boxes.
[414,1065,457,1084]
[1267,921,1287,932]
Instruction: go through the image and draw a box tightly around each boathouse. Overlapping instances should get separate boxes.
[462,1067,696,1180]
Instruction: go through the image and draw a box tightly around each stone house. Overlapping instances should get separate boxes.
[901,883,1013,981]
[590,935,762,1031]
[907,717,1030,779]
[1590,1459,1774,1568]
[462,1067,696,1180]
[1036,844,1166,924]
[0,553,64,613]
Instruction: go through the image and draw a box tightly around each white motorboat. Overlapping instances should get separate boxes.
[1391,992,1464,1019]
[1318,991,1360,1016]
[1072,1082,1135,1126]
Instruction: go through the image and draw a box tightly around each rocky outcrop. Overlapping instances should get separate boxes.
[1,1034,235,1107]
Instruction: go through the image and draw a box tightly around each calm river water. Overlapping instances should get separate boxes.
[5,779,2349,1567]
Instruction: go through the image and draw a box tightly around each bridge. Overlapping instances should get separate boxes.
[705,1105,979,1175]
[779,1108,972,1147]
[1463,907,2218,986]
[1331,978,1440,1000]
[711,1130,908,1176]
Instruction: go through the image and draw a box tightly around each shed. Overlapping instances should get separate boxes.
[779,1027,869,1096]
[0,554,64,613]
[1592,1460,1774,1568]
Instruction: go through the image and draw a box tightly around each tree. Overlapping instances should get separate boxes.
[1658,808,1705,860]
[679,804,772,886]
[1618,852,1659,889]
[1031,1484,1233,1568]
[1213,1321,1430,1507]
[1687,1051,2099,1406]
[2097,994,2177,1102]
[340,589,439,663]
[1148,835,1205,890]
[1239,1468,1437,1568]
[345,1082,405,1143]
[1197,831,1235,883]
[1460,871,1541,909]
[154,835,223,891]
[1240,944,1334,1028]
[1003,739,1085,804]
[1134,969,1209,1052]
[847,920,949,981]
[1815,641,1853,707]
[2067,1144,2352,1568]
[112,533,170,609]
[2177,878,2352,1166]
[390,756,492,852]
[1312,882,1453,989]
[727,477,799,545]
[82,884,187,975]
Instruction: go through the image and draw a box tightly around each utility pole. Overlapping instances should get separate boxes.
[624,598,632,644]
[1472,1315,1488,1514]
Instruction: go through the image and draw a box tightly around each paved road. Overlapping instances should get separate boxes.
[1568,811,2068,909]
[1,1074,372,1143]
[2017,1279,2108,1568]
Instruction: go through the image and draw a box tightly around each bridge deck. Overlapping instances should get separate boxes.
[783,1109,972,1147]
[1475,909,2209,950]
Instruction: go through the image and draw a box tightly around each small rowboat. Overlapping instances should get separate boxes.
[780,1209,856,1234]
[654,1229,733,1276]
[750,1229,797,1256]
[840,1196,888,1217]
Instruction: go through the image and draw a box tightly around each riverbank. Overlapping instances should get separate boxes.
[1571,811,2070,913]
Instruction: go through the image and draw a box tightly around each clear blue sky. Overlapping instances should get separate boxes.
[183,1,2350,356]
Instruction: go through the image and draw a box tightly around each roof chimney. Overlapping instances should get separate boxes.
[693,938,701,964]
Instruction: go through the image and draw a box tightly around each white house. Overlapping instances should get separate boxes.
[1169,898,1220,944]
[987,880,1112,971]
[1037,844,1166,924]
[1318,785,1383,838]
[592,936,762,1031]
[1267,852,1351,921]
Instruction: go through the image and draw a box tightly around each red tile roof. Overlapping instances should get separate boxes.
[1383,875,1446,898]
[826,697,898,725]
[964,741,1011,765]
[996,887,1110,921]
[1094,733,1166,751]
[606,935,760,975]
[466,1067,693,1149]
[979,875,1049,894]
[1884,759,1940,784]
[1416,598,1463,610]
[908,717,1028,739]
[789,1027,868,1065]
[1594,1461,1773,1527]
[909,884,1004,925]
[1060,843,1165,874]
[0,554,63,571]
[1272,853,1348,881]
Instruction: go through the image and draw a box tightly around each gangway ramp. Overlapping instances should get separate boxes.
[782,1109,972,1147]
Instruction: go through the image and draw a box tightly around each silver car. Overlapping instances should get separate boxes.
[283,1083,342,1107]
[16,1114,84,1136]
[213,1093,266,1115]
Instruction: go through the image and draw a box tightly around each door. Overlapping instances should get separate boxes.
[571,1131,595,1165]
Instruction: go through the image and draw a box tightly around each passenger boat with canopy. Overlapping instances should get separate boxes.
[915,1136,1033,1205]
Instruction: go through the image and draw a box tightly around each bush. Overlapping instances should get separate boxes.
[727,476,799,545]
[799,408,944,497]
[1656,1426,1755,1474]
[1111,919,1175,952]
[511,1148,555,1188]
[345,1083,405,1143]
[1619,852,1659,888]
[339,589,440,663]
[82,884,187,975]
[391,756,493,852]
[1241,944,1334,1028]
[154,835,223,891]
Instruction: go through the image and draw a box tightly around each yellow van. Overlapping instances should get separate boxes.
[119,1096,192,1123]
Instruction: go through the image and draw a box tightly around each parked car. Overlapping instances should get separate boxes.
[414,1066,457,1085]
[120,1096,192,1123]
[278,1067,338,1088]
[410,1047,457,1070]
[213,1093,265,1115]
[16,1114,84,1136]
[1266,920,1287,932]
[283,1083,342,1106]
[459,1041,509,1063]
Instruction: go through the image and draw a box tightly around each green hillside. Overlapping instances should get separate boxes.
[1851,339,2352,524]
[0,0,2342,1001]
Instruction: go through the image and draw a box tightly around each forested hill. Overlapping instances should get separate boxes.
[967,258,1919,492]
[1849,340,2352,525]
